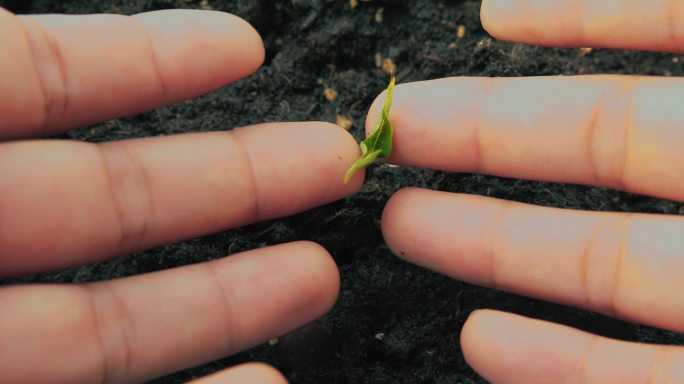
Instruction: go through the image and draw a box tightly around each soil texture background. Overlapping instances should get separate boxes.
[3,0,684,383]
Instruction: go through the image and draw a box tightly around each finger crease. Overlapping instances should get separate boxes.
[98,143,155,251]
[578,219,601,309]
[202,262,237,353]
[648,347,675,384]
[471,106,483,174]
[87,287,112,384]
[88,283,135,384]
[585,96,603,185]
[666,0,680,48]
[30,18,69,126]
[128,16,168,100]
[572,333,598,382]
[576,0,588,43]
[487,201,514,288]
[605,214,631,318]
[617,83,635,193]
[16,17,60,133]
[229,131,262,222]
[472,78,495,173]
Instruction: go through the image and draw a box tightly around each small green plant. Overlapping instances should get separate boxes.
[344,74,395,183]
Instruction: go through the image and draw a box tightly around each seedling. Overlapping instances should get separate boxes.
[344,74,395,183]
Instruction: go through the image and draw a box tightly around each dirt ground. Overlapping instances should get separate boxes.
[4,0,684,383]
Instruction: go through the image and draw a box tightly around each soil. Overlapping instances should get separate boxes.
[4,0,684,383]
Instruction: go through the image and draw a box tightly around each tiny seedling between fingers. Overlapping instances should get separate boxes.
[344,74,396,183]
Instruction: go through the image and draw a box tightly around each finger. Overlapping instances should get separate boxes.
[0,241,336,384]
[367,76,684,201]
[0,122,362,278]
[383,188,684,333]
[461,310,684,384]
[480,0,684,53]
[191,363,287,384]
[0,8,263,139]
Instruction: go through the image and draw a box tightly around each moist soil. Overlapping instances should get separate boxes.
[4,0,684,383]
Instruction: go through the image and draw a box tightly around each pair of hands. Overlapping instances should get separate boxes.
[2,1,684,383]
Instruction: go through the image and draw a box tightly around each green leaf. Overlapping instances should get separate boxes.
[344,75,395,183]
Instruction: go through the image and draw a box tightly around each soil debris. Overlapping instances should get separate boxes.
[199,0,212,10]
[579,47,594,56]
[335,114,354,130]
[382,58,396,75]
[457,24,466,39]
[374,7,384,23]
[323,87,339,102]
[374,52,383,68]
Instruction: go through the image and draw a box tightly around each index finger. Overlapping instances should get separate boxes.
[0,9,263,139]
[367,76,684,201]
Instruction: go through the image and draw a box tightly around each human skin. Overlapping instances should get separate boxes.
[0,8,363,384]
[373,0,684,383]
[4,1,684,384]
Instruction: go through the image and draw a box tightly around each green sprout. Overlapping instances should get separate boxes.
[344,74,395,183]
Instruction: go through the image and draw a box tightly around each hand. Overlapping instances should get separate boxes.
[374,1,684,382]
[0,8,362,383]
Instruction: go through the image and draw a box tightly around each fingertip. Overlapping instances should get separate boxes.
[324,121,366,191]
[382,188,467,269]
[460,309,523,382]
[132,10,265,100]
[216,11,266,73]
[227,12,266,69]
[193,363,287,384]
[461,310,598,384]
[291,240,341,316]
[479,0,502,39]
[365,89,387,137]
[461,309,508,347]
[232,122,363,221]
[478,0,585,48]
[381,187,423,260]
[478,0,517,41]
[460,309,493,361]
[183,10,266,73]
[206,242,340,352]
[320,121,366,188]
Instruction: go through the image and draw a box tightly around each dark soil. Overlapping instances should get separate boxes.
[4,0,684,383]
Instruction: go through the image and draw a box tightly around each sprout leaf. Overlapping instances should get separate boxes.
[344,75,395,183]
